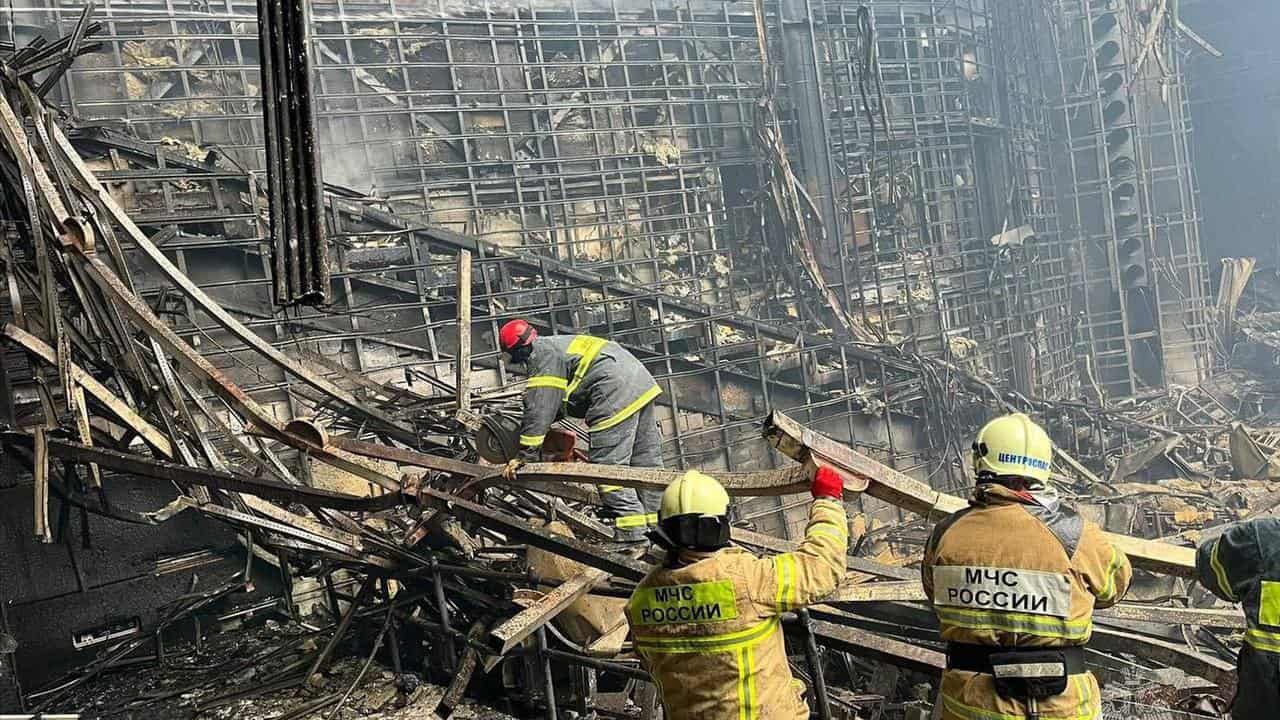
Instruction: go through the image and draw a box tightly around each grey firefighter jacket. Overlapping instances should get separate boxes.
[517,334,661,452]
[1195,518,1280,720]
[1196,517,1280,654]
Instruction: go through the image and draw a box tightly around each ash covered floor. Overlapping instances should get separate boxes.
[49,620,521,720]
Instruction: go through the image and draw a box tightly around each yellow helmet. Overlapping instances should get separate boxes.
[972,413,1053,483]
[656,470,731,550]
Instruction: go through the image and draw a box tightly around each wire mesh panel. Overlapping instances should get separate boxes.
[810,0,1078,403]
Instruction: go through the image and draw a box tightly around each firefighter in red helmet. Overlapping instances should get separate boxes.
[498,319,663,542]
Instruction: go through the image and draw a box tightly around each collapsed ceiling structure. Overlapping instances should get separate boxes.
[0,0,1277,718]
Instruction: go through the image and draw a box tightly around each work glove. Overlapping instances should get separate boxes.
[502,458,524,481]
[811,466,844,500]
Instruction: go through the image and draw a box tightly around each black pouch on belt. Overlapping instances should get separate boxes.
[988,650,1070,700]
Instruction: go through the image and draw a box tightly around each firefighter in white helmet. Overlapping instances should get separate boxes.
[624,467,850,720]
[922,413,1132,720]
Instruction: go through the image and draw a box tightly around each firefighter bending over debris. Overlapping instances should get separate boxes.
[498,319,664,542]
[922,413,1131,720]
[624,467,850,720]
[1194,517,1280,720]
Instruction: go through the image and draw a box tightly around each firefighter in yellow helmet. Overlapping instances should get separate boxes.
[624,467,850,720]
[922,413,1131,720]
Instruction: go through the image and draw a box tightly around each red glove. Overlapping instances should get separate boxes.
[811,466,844,499]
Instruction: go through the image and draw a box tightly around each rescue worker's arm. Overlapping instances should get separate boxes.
[749,467,849,614]
[1075,521,1132,609]
[517,347,568,460]
[1195,520,1265,604]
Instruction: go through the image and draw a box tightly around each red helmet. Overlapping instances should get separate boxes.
[498,319,537,352]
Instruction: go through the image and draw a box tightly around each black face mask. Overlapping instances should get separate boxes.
[507,344,533,365]
[656,515,730,552]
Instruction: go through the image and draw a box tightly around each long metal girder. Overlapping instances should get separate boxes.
[73,252,400,492]
[764,411,1197,577]
[822,579,1246,629]
[502,462,809,497]
[336,438,808,497]
[729,527,917,580]
[807,619,944,674]
[6,436,403,513]
[327,434,488,478]
[41,116,410,437]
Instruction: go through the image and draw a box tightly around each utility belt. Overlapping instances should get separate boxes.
[947,643,1086,718]
[947,643,1086,676]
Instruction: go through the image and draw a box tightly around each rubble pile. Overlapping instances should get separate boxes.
[0,20,1273,720]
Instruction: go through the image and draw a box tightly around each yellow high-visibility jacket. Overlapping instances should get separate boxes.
[921,484,1132,720]
[624,499,847,720]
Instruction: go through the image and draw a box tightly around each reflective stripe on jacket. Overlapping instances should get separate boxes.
[517,334,661,449]
[1196,517,1280,654]
[624,499,848,720]
[922,484,1132,720]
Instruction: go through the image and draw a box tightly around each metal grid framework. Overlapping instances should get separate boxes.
[811,0,1077,401]
[1044,0,1210,398]
[2,0,1214,539]
[57,130,954,538]
[25,0,765,309]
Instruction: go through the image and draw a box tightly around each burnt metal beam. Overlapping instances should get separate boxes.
[806,619,944,675]
[2,324,174,458]
[437,620,489,719]
[2,435,403,513]
[489,568,610,655]
[327,434,487,478]
[73,251,399,491]
[729,527,917,581]
[492,462,808,498]
[413,486,649,581]
[826,581,925,603]
[814,601,1235,686]
[1090,627,1236,690]
[43,117,411,439]
[764,410,1197,577]
[257,0,329,306]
